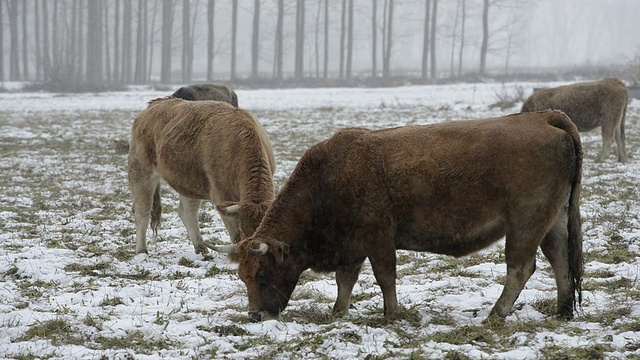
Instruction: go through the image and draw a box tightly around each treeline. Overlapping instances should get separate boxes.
[0,0,531,90]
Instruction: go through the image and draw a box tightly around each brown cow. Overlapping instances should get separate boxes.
[128,97,275,255]
[521,77,628,162]
[172,83,239,107]
[214,110,584,323]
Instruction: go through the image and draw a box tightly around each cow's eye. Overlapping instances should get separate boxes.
[257,270,270,286]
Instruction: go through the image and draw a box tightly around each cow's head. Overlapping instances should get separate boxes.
[212,236,301,322]
[217,202,270,243]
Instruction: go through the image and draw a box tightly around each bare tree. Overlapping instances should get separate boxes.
[77,0,84,82]
[86,0,104,85]
[339,0,345,78]
[231,0,238,81]
[371,0,377,78]
[273,0,284,79]
[421,0,430,81]
[104,0,111,82]
[41,0,51,81]
[182,0,191,82]
[479,0,489,75]
[294,0,305,79]
[346,0,353,80]
[134,0,148,84]
[207,0,215,81]
[458,0,466,77]
[323,0,329,79]
[430,0,438,79]
[8,0,20,80]
[34,0,41,81]
[0,1,4,82]
[449,0,461,77]
[382,0,394,78]
[123,0,133,83]
[251,0,260,78]
[113,0,120,82]
[22,0,29,80]
[147,0,160,82]
[160,0,173,83]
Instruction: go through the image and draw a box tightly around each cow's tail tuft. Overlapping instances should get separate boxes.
[150,183,162,237]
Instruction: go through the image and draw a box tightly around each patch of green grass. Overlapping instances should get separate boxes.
[430,325,496,347]
[92,330,174,354]
[19,318,81,346]
[65,262,111,277]
[197,324,249,337]
[100,296,125,307]
[530,296,557,316]
[539,343,612,359]
[583,306,633,327]
[178,257,196,268]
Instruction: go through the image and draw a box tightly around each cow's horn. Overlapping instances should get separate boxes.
[248,243,269,256]
[206,243,239,254]
[217,204,240,215]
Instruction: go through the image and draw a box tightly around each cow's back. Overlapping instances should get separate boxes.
[521,78,627,132]
[367,111,579,256]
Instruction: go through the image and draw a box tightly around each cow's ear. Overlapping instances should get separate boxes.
[274,242,289,263]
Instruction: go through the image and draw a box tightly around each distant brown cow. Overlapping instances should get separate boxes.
[521,77,628,162]
[214,110,584,323]
[172,83,239,107]
[128,97,275,255]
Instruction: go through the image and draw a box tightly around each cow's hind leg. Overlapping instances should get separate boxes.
[128,161,159,254]
[597,123,615,162]
[614,120,626,163]
[332,261,364,316]
[178,196,207,255]
[540,210,574,319]
[488,229,542,320]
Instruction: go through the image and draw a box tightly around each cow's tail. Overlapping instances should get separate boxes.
[150,183,162,237]
[548,111,583,312]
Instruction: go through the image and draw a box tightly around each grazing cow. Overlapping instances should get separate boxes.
[128,97,275,255]
[172,83,239,107]
[521,77,628,162]
[214,110,584,323]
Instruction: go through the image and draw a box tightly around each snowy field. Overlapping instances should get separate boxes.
[1,82,640,359]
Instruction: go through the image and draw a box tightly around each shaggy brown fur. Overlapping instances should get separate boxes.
[214,110,584,323]
[521,77,628,162]
[172,83,239,107]
[128,97,275,255]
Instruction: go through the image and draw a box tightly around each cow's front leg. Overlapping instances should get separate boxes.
[332,261,364,316]
[178,196,207,254]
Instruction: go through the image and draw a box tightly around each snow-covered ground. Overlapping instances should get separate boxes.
[1,82,639,359]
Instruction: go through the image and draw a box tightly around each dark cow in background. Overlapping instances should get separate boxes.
[521,77,628,162]
[172,83,239,107]
[128,97,275,255]
[214,110,584,323]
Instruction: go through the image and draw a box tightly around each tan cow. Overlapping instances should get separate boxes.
[128,97,275,255]
[521,77,628,162]
[214,110,583,323]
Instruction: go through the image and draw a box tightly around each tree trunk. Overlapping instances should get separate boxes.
[86,0,104,85]
[429,0,437,79]
[77,0,84,82]
[274,0,283,80]
[68,0,78,81]
[251,0,260,78]
[113,0,120,82]
[52,0,59,75]
[294,0,305,79]
[9,0,20,80]
[34,0,41,81]
[421,0,430,81]
[182,0,190,83]
[0,0,4,81]
[383,0,393,78]
[449,0,460,77]
[458,0,465,77]
[346,0,353,80]
[160,0,173,83]
[104,0,111,82]
[21,0,29,80]
[134,0,148,84]
[41,0,51,81]
[339,0,345,78]
[323,0,328,79]
[371,0,377,78]
[207,0,215,81]
[148,0,159,82]
[230,0,238,81]
[479,0,489,75]
[314,0,320,78]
